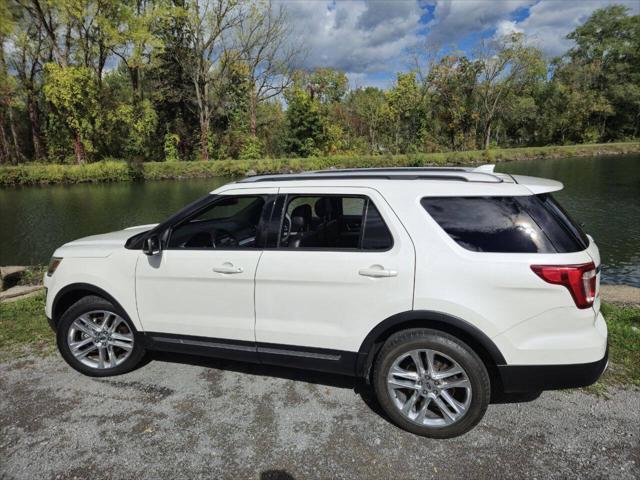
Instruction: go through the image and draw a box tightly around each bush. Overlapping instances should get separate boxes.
[1,142,638,186]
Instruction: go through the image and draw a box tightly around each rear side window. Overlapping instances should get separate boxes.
[278,195,393,250]
[421,196,588,253]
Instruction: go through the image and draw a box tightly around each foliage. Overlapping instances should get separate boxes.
[285,86,325,157]
[0,3,638,166]
[42,64,100,163]
[1,142,638,186]
[164,132,181,162]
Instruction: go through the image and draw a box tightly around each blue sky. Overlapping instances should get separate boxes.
[282,0,639,89]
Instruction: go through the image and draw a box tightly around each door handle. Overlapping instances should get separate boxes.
[358,265,398,278]
[213,262,243,274]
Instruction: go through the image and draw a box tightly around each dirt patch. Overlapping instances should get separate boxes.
[601,284,640,306]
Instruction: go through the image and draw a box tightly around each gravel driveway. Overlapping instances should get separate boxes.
[1,350,638,480]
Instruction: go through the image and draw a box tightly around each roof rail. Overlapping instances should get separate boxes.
[237,166,504,184]
[239,173,475,183]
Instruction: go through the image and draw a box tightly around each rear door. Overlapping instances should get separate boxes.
[254,187,415,360]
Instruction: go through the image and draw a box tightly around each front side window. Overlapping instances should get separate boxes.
[279,195,393,250]
[168,195,269,249]
[421,195,587,253]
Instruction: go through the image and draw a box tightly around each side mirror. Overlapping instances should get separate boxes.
[142,234,162,256]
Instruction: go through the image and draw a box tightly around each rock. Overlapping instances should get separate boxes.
[245,169,257,177]
[0,266,26,291]
[0,285,44,302]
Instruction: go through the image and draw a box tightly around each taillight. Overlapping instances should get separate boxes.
[531,262,597,309]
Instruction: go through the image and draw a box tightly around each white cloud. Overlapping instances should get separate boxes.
[514,0,640,57]
[280,0,640,87]
[425,0,530,45]
[281,0,424,80]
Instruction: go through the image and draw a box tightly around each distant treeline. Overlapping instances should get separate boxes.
[0,1,638,165]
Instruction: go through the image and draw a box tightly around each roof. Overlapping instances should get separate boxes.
[216,165,563,196]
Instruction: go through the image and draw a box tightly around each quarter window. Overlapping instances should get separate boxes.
[421,196,587,253]
[279,195,393,250]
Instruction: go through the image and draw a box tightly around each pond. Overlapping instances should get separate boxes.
[0,154,638,286]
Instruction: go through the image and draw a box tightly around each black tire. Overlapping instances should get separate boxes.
[373,328,490,438]
[56,295,145,377]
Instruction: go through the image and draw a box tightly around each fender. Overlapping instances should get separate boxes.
[52,282,131,326]
[356,310,507,377]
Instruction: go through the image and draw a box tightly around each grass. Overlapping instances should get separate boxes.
[0,293,638,392]
[1,141,639,186]
[0,293,53,357]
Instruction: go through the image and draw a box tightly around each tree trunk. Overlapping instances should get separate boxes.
[484,122,492,150]
[73,131,86,164]
[199,121,209,161]
[7,107,23,164]
[249,91,257,136]
[27,94,45,161]
[0,115,10,164]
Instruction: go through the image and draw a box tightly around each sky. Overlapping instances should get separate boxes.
[281,0,640,89]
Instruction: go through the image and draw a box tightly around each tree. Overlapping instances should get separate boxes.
[235,0,299,136]
[285,85,324,157]
[8,18,47,160]
[475,33,546,149]
[0,0,24,164]
[428,56,481,150]
[179,0,243,160]
[563,5,640,139]
[386,72,426,153]
[345,87,389,152]
[43,64,99,163]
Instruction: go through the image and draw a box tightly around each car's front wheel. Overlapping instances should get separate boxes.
[373,328,490,438]
[56,295,145,377]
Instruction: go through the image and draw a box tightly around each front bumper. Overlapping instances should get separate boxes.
[497,345,609,393]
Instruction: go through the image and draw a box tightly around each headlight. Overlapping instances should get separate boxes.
[47,257,63,276]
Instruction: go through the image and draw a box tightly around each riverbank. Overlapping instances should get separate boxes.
[1,142,638,186]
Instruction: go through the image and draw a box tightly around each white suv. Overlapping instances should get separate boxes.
[44,166,608,438]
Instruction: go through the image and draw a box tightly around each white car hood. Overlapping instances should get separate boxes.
[54,224,157,258]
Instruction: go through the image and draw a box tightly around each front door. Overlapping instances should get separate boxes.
[136,189,276,344]
[254,187,415,360]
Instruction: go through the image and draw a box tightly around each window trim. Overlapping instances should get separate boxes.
[164,194,276,251]
[271,193,395,252]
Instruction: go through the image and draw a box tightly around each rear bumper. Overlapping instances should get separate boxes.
[498,345,608,393]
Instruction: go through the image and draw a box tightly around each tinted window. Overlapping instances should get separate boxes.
[421,196,587,253]
[168,196,267,249]
[279,195,392,250]
[538,194,589,248]
[362,202,393,250]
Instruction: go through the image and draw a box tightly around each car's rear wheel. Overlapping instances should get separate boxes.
[56,295,145,377]
[373,328,490,438]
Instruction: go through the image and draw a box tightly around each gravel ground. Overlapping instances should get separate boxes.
[1,350,639,480]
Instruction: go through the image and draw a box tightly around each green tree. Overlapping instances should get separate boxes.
[428,56,481,150]
[475,33,546,149]
[285,85,324,157]
[563,5,640,139]
[43,64,99,163]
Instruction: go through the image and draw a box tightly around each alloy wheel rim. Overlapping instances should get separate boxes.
[67,310,134,369]
[386,348,472,427]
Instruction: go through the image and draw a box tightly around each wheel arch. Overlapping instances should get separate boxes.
[52,283,131,327]
[357,310,506,380]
